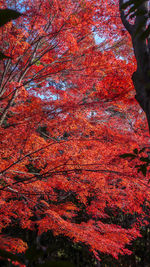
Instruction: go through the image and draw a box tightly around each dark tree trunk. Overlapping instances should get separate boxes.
[119,0,150,131]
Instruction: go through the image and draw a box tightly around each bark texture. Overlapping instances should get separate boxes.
[119,0,150,131]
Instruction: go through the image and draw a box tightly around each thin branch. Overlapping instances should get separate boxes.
[0,59,11,94]
[0,87,18,126]
[0,140,63,176]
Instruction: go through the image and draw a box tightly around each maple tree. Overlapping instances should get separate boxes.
[0,0,150,266]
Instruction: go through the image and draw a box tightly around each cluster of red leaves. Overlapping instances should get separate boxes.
[0,0,149,263]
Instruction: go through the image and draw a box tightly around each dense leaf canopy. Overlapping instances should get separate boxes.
[0,0,150,265]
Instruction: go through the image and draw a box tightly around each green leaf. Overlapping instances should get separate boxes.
[0,51,11,60]
[35,60,41,66]
[0,8,22,27]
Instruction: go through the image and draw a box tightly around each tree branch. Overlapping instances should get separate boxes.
[119,0,134,35]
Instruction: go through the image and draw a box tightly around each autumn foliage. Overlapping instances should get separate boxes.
[0,0,150,265]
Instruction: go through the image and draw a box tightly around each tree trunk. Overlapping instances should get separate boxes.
[119,0,150,131]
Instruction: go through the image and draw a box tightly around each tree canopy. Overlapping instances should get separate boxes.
[0,0,150,266]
